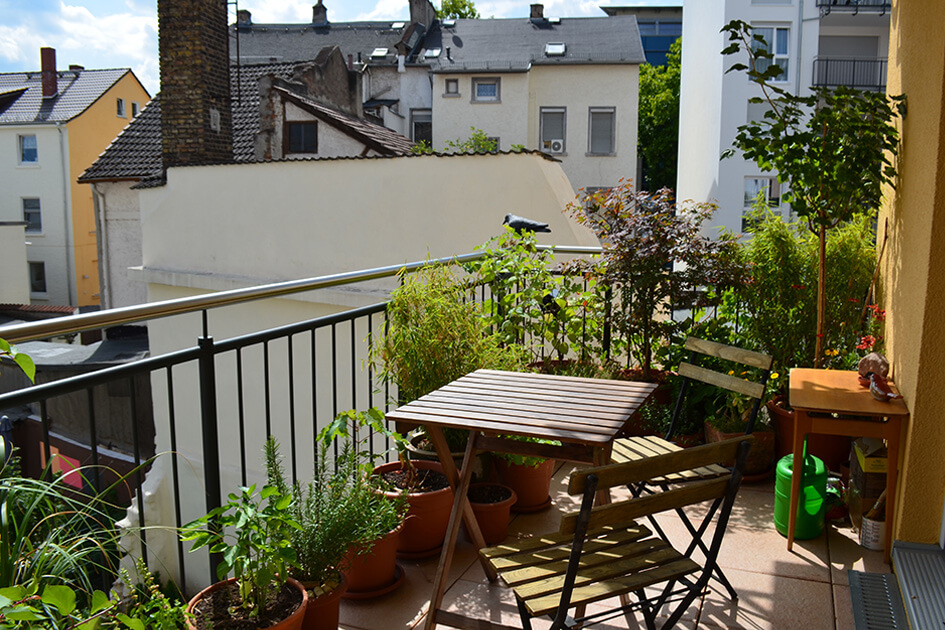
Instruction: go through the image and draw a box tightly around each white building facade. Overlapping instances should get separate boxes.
[677,0,890,234]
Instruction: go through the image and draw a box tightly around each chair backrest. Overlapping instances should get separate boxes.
[665,337,773,440]
[560,435,754,535]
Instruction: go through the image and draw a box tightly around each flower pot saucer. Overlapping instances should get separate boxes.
[341,564,405,600]
[511,495,552,513]
[396,544,443,560]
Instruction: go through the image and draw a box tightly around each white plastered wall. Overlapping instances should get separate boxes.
[0,222,29,303]
[92,181,147,309]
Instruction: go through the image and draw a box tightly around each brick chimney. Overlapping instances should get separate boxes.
[530,4,544,19]
[41,47,57,99]
[312,0,327,25]
[157,0,233,168]
[236,9,252,27]
[409,0,436,27]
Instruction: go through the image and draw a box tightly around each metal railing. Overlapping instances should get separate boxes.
[816,0,891,15]
[0,245,602,592]
[812,57,887,91]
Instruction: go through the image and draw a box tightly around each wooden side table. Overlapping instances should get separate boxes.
[788,368,909,563]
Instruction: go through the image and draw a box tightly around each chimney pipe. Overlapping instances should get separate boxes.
[530,4,544,19]
[237,9,251,26]
[41,47,57,99]
[69,64,84,71]
[348,54,353,70]
[312,0,327,24]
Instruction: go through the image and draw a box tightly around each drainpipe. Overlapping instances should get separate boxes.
[57,122,76,305]
[92,183,110,310]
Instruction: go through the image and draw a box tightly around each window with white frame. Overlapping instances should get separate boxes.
[18,134,38,164]
[23,198,41,233]
[132,102,140,117]
[588,107,616,155]
[410,109,432,144]
[743,176,781,230]
[540,107,566,154]
[752,25,790,82]
[117,98,126,117]
[472,77,500,102]
[29,261,47,294]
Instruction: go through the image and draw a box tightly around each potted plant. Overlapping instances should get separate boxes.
[467,483,518,545]
[492,436,561,513]
[704,393,776,480]
[179,480,307,630]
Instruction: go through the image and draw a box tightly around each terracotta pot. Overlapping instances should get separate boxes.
[768,397,851,471]
[703,421,776,480]
[670,432,704,448]
[186,576,308,630]
[495,458,555,513]
[374,460,454,558]
[301,575,346,630]
[468,483,518,545]
[341,524,404,598]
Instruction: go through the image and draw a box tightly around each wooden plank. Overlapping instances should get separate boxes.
[559,477,731,535]
[470,369,660,394]
[437,379,654,409]
[610,437,728,480]
[413,393,637,423]
[678,363,766,399]
[475,435,595,463]
[569,437,751,494]
[483,525,651,569]
[523,558,700,616]
[385,408,613,444]
[433,610,523,630]
[684,337,772,370]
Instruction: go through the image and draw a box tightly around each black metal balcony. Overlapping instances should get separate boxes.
[812,57,887,91]
[816,0,891,16]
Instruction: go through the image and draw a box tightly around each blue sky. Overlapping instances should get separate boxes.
[0,0,659,96]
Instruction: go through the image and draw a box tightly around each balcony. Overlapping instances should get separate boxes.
[812,57,887,91]
[816,0,891,16]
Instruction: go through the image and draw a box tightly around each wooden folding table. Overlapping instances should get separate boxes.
[385,368,657,630]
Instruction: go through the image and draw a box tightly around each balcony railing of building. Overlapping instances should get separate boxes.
[816,0,891,16]
[0,246,608,593]
[812,57,888,91]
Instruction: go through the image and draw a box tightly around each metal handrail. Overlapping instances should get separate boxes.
[0,245,603,344]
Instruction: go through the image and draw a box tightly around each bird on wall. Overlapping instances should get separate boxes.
[503,214,552,233]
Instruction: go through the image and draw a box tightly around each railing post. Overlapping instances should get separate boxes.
[603,286,612,359]
[198,335,222,579]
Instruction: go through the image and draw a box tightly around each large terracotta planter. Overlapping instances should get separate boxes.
[341,524,405,599]
[468,483,517,545]
[495,458,555,513]
[768,398,851,472]
[703,421,776,481]
[374,460,454,558]
[186,576,308,630]
[301,575,347,630]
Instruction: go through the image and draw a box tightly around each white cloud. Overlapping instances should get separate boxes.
[239,0,311,24]
[354,0,410,20]
[0,24,35,65]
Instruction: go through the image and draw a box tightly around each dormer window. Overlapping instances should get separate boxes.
[371,47,389,59]
[545,42,566,57]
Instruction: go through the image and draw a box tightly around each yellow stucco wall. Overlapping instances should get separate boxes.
[67,72,149,306]
[880,0,945,544]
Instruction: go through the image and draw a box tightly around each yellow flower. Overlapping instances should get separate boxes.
[771,372,780,379]
[728,370,735,375]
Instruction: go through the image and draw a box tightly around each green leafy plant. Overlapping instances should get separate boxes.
[568,183,741,379]
[638,37,681,190]
[180,479,300,620]
[0,338,35,383]
[721,19,903,366]
[494,435,561,468]
[438,0,480,19]
[410,127,497,155]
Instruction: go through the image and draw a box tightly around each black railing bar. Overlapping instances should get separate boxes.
[287,335,298,484]
[310,329,318,472]
[236,349,247,487]
[0,346,201,409]
[331,322,339,463]
[0,247,600,345]
[129,376,148,567]
[165,366,187,590]
[263,341,272,438]
[349,320,357,414]
[40,400,51,479]
[86,389,101,493]
[210,302,387,354]
[367,315,375,460]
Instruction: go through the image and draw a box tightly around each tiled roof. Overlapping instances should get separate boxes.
[81,60,412,183]
[274,87,414,156]
[0,68,135,125]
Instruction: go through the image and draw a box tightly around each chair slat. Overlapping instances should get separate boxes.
[569,436,752,494]
[524,558,700,616]
[560,477,731,535]
[684,337,773,370]
[483,524,651,571]
[678,362,766,399]
[611,436,731,480]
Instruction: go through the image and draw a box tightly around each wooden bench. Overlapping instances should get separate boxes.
[480,436,754,630]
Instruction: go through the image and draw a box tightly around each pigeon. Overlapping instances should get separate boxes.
[503,213,552,233]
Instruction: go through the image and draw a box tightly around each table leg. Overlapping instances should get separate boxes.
[787,410,810,552]
[593,445,613,506]
[883,417,900,564]
[424,429,484,630]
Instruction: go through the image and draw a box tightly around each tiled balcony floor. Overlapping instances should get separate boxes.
[339,462,888,630]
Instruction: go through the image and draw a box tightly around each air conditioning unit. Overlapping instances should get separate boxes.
[544,138,565,154]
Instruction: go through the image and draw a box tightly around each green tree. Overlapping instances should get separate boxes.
[637,38,681,190]
[721,20,903,366]
[411,127,497,154]
[438,0,479,19]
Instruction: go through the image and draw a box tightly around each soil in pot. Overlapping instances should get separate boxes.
[374,460,454,558]
[187,577,307,630]
[468,483,517,545]
[301,575,347,630]
[495,458,555,513]
[341,525,405,599]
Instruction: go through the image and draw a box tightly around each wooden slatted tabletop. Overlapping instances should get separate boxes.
[386,369,658,630]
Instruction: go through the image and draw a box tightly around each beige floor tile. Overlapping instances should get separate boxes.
[826,524,889,585]
[833,585,855,630]
[697,567,835,629]
[339,560,430,630]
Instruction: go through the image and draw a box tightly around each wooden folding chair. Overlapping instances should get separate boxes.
[481,436,754,630]
[610,336,772,601]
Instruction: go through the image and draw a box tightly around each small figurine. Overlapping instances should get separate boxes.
[857,352,901,402]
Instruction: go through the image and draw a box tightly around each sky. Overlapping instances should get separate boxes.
[0,0,666,96]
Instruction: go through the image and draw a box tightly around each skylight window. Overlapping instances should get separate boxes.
[442,19,456,27]
[545,42,566,56]
[424,48,442,59]
[371,47,389,58]
[548,17,561,24]
[391,22,405,28]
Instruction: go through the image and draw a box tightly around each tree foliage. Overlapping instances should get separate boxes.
[638,38,681,190]
[721,19,903,366]
[438,0,479,19]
